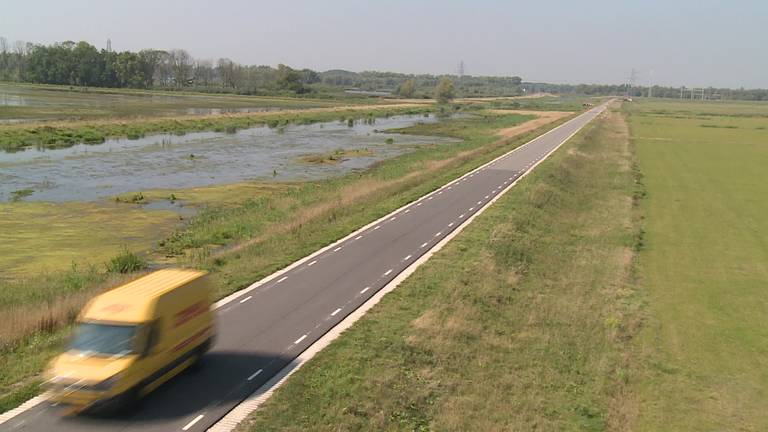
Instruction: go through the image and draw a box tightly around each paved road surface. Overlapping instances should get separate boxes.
[0,103,607,432]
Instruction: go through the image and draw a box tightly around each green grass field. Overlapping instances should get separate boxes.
[627,99,768,430]
[238,106,641,431]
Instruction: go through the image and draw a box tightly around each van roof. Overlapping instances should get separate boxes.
[81,269,207,323]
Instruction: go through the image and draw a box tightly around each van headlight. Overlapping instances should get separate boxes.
[91,373,124,391]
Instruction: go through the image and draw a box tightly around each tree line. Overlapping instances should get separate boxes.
[0,39,518,98]
[0,38,319,95]
[524,82,768,101]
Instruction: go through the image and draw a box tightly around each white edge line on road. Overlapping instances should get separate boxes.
[0,393,51,426]
[0,105,605,428]
[182,414,205,431]
[206,103,608,432]
[239,296,252,304]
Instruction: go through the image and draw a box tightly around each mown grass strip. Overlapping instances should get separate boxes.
[238,107,643,431]
[628,99,768,430]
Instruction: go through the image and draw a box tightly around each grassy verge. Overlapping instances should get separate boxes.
[238,106,643,431]
[1,108,568,411]
[627,99,768,430]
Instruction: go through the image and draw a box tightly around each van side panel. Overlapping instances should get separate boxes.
[137,276,214,392]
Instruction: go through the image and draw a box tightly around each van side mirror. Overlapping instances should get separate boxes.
[140,321,160,358]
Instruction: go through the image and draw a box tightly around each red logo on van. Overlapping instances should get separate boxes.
[173,302,208,328]
[101,303,131,313]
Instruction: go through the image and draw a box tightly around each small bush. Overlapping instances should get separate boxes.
[106,247,146,274]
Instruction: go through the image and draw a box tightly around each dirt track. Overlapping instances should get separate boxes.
[491,109,573,137]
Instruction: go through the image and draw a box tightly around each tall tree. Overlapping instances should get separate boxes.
[276,64,303,92]
[169,49,193,86]
[137,49,162,88]
[435,77,455,103]
[398,78,416,98]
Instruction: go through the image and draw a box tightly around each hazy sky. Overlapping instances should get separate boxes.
[2,0,766,88]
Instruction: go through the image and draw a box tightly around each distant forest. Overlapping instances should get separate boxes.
[1,38,766,100]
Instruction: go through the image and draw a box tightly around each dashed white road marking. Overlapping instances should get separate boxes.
[277,276,288,283]
[333,247,342,252]
[308,260,317,267]
[404,209,411,213]
[447,186,452,190]
[420,242,429,248]
[390,217,396,221]
[484,195,489,199]
[373,225,380,230]
[239,296,252,304]
[384,269,393,276]
[182,414,205,431]
[428,196,433,200]
[459,214,465,218]
[469,207,475,211]
[417,202,423,206]
[435,232,442,237]
[477,201,482,205]
[448,222,454,227]
[360,286,371,294]
[247,369,263,381]
[404,254,412,261]
[294,334,307,344]
[331,308,342,316]
[355,235,363,240]
[438,191,443,195]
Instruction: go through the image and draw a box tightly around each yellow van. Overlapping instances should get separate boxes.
[45,269,215,413]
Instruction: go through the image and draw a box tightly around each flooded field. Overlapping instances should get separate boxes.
[0,114,458,202]
[0,83,342,122]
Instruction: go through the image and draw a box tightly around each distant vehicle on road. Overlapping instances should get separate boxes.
[45,269,215,414]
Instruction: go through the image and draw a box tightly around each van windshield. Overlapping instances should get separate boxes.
[68,322,138,357]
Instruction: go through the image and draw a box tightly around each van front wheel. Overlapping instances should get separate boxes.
[188,341,211,373]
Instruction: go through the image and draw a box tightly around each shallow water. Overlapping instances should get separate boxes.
[0,114,459,202]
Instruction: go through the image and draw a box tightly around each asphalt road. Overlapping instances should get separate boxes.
[0,103,607,432]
